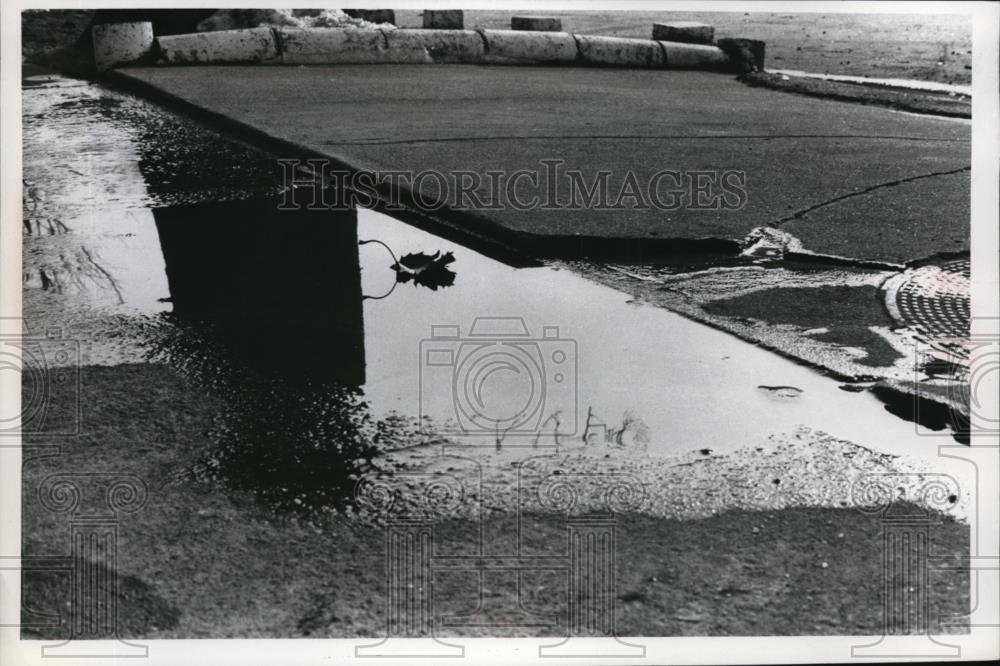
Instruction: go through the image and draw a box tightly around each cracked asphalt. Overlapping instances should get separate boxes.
[113,65,969,265]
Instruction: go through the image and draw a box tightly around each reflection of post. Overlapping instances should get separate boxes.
[154,197,366,385]
[38,473,148,658]
[851,475,960,658]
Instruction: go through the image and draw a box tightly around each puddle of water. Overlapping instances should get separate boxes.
[22,75,965,512]
[352,209,946,458]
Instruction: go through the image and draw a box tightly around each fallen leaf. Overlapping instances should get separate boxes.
[392,250,456,291]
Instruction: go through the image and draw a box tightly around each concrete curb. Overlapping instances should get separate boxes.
[158,27,278,65]
[577,35,666,68]
[385,29,485,64]
[511,16,562,32]
[278,28,403,65]
[718,38,767,73]
[652,22,714,45]
[423,10,463,30]
[661,41,730,70]
[93,22,154,71]
[144,26,757,72]
[479,29,578,64]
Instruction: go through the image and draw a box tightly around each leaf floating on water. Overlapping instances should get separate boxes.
[391,250,456,291]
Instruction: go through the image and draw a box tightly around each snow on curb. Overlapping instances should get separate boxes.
[770,68,972,97]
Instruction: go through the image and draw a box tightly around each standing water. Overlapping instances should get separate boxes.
[21,74,964,513]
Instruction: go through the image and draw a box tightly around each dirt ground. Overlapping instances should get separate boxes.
[22,364,969,638]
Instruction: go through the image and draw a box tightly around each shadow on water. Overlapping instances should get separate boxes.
[154,198,365,383]
[870,384,970,445]
[147,197,383,516]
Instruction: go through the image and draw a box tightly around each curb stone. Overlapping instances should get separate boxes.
[385,29,485,64]
[511,16,563,32]
[652,21,715,45]
[157,27,278,65]
[423,10,463,30]
[661,41,730,69]
[479,29,578,64]
[121,24,762,72]
[718,38,767,73]
[278,27,415,65]
[576,35,666,68]
[93,21,154,71]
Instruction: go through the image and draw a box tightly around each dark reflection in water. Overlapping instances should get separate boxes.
[147,196,385,515]
[153,198,365,383]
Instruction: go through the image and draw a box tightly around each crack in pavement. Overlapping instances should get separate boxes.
[321,134,970,147]
[770,165,971,227]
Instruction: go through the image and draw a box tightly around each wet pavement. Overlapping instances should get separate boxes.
[112,65,971,264]
[21,73,971,517]
[105,64,973,423]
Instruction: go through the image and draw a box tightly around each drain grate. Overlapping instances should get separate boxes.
[886,259,971,356]
[893,259,970,341]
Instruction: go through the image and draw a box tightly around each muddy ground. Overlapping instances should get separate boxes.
[21,364,969,638]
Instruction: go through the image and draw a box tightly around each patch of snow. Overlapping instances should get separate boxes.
[769,68,972,97]
[196,9,393,33]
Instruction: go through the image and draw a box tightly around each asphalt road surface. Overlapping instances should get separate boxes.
[116,65,969,266]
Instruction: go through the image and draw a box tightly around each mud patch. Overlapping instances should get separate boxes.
[21,557,182,639]
[703,285,902,368]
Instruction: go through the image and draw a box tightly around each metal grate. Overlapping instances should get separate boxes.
[894,259,970,341]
